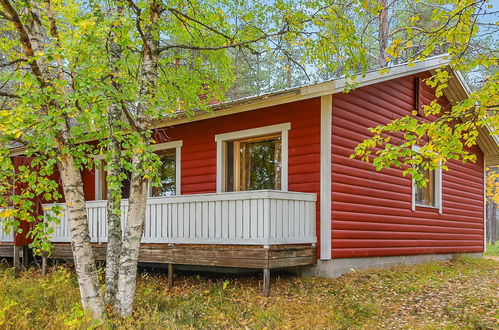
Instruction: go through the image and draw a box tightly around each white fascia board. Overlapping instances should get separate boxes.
[301,54,450,98]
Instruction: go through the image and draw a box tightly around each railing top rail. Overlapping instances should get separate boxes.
[42,190,317,208]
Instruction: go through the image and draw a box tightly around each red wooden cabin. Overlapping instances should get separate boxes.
[2,55,497,282]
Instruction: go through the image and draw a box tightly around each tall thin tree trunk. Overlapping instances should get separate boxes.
[0,0,105,319]
[104,115,123,304]
[114,152,149,315]
[114,0,161,315]
[378,0,389,67]
[58,152,105,319]
[104,3,124,305]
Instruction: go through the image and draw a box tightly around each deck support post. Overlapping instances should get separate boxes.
[22,246,29,269]
[167,263,174,289]
[42,253,48,275]
[262,268,270,297]
[13,245,21,278]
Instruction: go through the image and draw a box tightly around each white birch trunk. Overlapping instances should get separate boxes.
[58,153,105,319]
[0,0,105,319]
[104,125,123,304]
[114,153,149,315]
[104,4,125,303]
[114,0,161,316]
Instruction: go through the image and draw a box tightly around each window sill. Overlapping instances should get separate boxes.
[415,204,440,210]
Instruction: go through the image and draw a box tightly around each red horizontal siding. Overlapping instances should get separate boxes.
[154,98,323,249]
[331,73,484,258]
[155,98,321,195]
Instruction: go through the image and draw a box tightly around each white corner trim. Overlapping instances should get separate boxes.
[215,123,291,193]
[483,160,486,252]
[320,95,332,260]
[411,145,442,213]
[95,161,102,200]
[437,164,443,214]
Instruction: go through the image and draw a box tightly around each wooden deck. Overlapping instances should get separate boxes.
[1,242,315,295]
[49,243,316,269]
[0,244,13,258]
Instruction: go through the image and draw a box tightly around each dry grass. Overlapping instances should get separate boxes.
[0,256,497,329]
[485,242,499,256]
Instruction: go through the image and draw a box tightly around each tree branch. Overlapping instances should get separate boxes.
[0,0,45,83]
[0,91,19,98]
[0,58,27,68]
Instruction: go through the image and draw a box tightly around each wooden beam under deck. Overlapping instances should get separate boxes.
[49,243,316,270]
[0,244,13,258]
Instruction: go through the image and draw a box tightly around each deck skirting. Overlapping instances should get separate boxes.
[48,243,316,269]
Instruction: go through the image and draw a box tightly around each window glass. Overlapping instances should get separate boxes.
[226,135,281,191]
[100,163,132,199]
[415,166,436,207]
[151,149,176,197]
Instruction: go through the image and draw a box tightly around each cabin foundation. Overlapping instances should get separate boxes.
[300,252,483,278]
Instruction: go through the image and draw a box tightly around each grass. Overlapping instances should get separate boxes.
[0,256,497,329]
[485,242,499,256]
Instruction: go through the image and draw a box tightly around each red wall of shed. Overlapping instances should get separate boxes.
[331,74,484,258]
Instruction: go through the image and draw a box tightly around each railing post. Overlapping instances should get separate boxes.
[264,197,271,248]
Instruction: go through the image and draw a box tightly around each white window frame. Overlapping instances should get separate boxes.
[215,123,291,193]
[150,140,183,197]
[94,140,183,200]
[411,145,442,214]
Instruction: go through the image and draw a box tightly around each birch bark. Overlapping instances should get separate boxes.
[104,4,125,305]
[114,0,161,316]
[0,0,105,318]
[57,149,105,318]
[104,111,123,305]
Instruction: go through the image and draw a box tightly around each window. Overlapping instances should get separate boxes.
[98,163,132,199]
[225,134,282,192]
[215,123,290,192]
[411,146,442,213]
[150,148,176,197]
[414,165,436,207]
[95,140,182,199]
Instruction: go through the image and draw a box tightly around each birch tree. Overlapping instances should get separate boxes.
[0,0,105,318]
[4,0,494,321]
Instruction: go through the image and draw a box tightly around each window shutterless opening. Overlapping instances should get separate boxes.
[411,145,442,213]
[150,148,177,197]
[215,123,290,193]
[98,163,132,199]
[414,165,436,207]
[225,134,282,192]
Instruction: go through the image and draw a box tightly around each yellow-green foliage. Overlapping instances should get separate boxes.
[0,257,497,329]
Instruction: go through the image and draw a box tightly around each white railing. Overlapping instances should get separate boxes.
[43,190,317,246]
[0,209,15,242]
